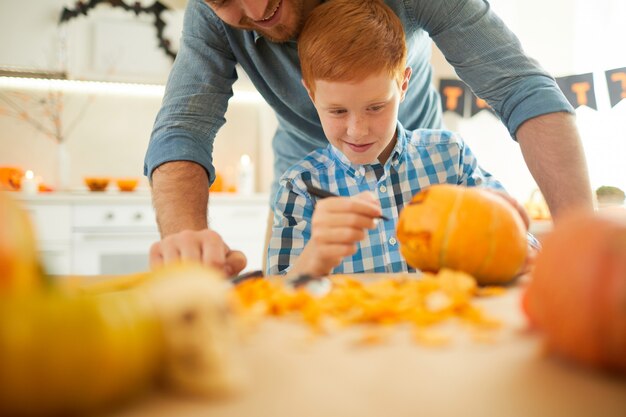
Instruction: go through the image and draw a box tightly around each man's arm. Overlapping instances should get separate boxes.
[149,161,247,275]
[152,161,208,236]
[411,0,593,218]
[516,112,593,219]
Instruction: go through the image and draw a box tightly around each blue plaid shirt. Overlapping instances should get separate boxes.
[267,123,506,275]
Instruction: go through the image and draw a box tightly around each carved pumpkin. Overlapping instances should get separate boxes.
[525,209,626,373]
[396,184,527,285]
[0,191,43,296]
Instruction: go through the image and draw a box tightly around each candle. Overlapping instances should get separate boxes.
[21,170,39,195]
[237,154,255,195]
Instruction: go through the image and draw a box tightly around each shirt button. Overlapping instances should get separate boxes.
[379,185,387,193]
[354,171,361,177]
[389,237,397,245]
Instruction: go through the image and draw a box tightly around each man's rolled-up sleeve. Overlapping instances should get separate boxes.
[144,0,238,185]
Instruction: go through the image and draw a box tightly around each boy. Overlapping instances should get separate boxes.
[267,0,528,277]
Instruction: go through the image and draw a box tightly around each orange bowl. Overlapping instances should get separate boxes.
[116,178,139,192]
[84,177,110,192]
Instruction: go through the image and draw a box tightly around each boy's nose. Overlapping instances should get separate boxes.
[241,0,270,21]
[346,114,368,138]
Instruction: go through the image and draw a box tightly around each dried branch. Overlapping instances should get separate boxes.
[0,92,59,140]
[0,90,94,144]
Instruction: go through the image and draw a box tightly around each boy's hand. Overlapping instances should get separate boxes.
[291,192,382,277]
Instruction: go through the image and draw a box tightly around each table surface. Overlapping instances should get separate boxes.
[110,282,626,417]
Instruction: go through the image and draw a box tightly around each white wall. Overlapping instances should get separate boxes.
[0,0,276,192]
[432,0,626,203]
[0,88,271,191]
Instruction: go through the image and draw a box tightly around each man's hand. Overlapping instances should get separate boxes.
[149,161,247,275]
[149,229,247,276]
[290,192,382,277]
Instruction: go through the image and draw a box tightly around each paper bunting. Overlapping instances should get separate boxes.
[469,92,494,117]
[605,67,626,108]
[439,65,626,118]
[438,79,466,116]
[556,73,597,110]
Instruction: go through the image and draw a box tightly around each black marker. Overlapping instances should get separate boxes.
[305,184,390,221]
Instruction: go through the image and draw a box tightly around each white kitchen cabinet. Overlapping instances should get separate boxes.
[17,192,270,276]
[208,197,270,273]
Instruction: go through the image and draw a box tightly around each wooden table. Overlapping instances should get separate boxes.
[111,283,626,417]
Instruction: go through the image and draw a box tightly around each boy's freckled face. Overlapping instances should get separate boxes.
[311,72,402,165]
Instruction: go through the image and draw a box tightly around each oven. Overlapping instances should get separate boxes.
[71,204,160,275]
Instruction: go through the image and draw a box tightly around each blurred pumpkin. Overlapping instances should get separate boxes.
[0,191,43,296]
[396,184,527,285]
[524,209,626,373]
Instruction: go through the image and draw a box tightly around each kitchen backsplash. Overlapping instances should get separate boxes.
[0,87,277,193]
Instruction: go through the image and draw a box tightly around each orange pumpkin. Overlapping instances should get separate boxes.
[396,184,527,285]
[525,209,626,373]
[0,167,24,191]
[0,191,43,296]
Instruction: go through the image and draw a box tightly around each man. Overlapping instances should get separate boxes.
[145,0,592,275]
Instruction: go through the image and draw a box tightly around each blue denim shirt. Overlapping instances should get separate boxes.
[144,0,573,200]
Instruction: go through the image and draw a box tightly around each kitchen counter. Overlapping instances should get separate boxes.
[109,282,625,417]
[13,191,271,275]
[14,190,270,205]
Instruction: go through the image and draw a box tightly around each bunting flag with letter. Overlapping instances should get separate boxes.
[605,67,626,108]
[556,73,597,110]
[469,92,495,117]
[439,79,466,116]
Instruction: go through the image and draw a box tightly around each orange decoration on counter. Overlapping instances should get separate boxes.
[0,167,24,191]
[116,178,139,192]
[209,172,224,192]
[84,177,110,192]
[396,184,527,285]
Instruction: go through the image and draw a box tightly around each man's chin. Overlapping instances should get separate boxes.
[254,25,299,42]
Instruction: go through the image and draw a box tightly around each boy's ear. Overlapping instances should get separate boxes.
[301,79,314,101]
[400,67,412,102]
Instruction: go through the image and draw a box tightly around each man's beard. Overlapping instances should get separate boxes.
[237,0,306,42]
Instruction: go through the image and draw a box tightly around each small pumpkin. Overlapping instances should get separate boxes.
[525,209,626,373]
[396,184,527,285]
[0,191,43,296]
[0,167,24,191]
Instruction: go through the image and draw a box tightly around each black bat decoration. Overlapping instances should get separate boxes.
[59,0,176,61]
